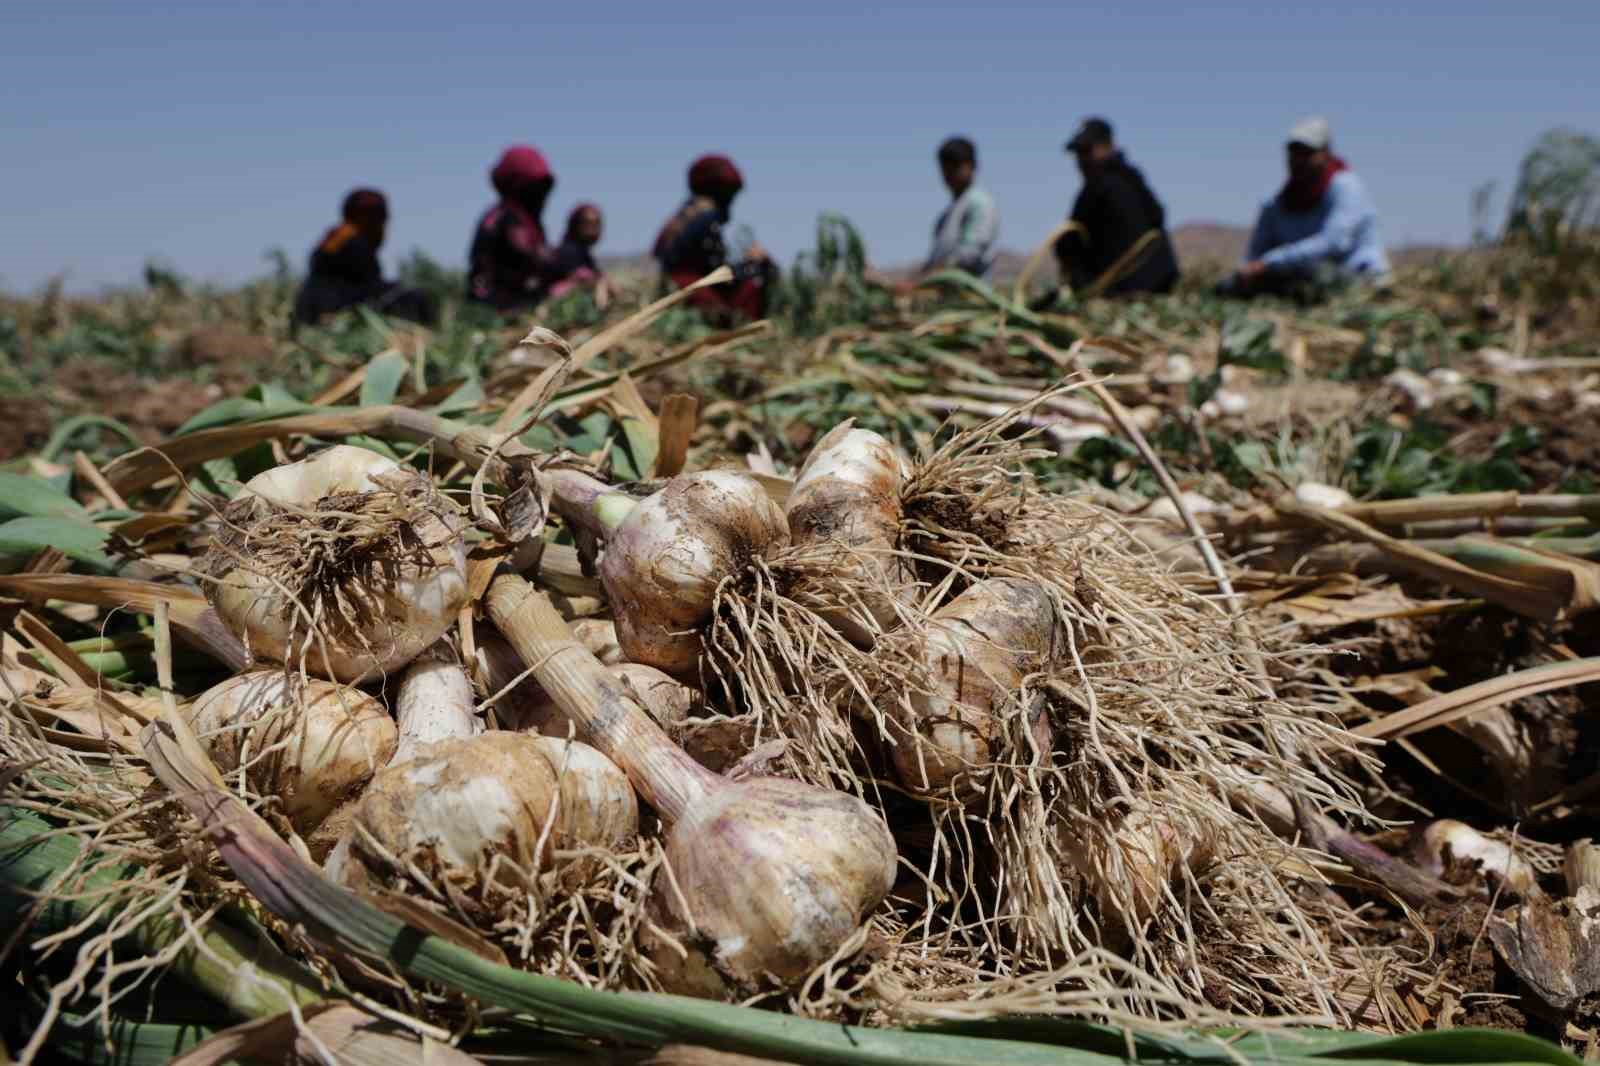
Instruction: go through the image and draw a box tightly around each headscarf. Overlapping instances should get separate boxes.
[341,188,389,225]
[1279,154,1348,213]
[687,154,743,203]
[491,146,555,213]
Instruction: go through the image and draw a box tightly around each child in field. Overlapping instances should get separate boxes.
[292,189,436,327]
[919,136,1000,280]
[653,154,777,324]
[545,203,612,307]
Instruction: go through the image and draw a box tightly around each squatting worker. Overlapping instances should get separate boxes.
[292,188,437,328]
[653,154,777,324]
[918,136,1000,280]
[467,145,563,311]
[1220,116,1391,297]
[1038,117,1179,308]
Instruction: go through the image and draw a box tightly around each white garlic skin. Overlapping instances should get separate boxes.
[601,471,788,678]
[643,776,897,997]
[208,445,468,682]
[1412,819,1538,896]
[189,670,396,832]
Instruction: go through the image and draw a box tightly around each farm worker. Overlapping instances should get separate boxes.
[544,203,613,308]
[292,188,437,328]
[466,145,563,311]
[1035,117,1179,308]
[1219,116,1391,297]
[916,136,1000,280]
[653,154,777,324]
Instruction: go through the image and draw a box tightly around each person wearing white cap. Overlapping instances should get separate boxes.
[1221,116,1390,297]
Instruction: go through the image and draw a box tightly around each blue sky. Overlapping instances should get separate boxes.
[3,1,1596,292]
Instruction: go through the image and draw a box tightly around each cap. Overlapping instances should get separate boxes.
[1066,117,1113,152]
[1287,116,1331,150]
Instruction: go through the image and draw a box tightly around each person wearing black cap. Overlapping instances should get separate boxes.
[293,188,436,328]
[1036,118,1179,307]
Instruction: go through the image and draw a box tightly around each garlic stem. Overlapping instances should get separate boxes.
[392,643,479,765]
[485,574,717,821]
[545,467,637,536]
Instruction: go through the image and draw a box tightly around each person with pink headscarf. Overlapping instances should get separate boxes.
[466,145,561,310]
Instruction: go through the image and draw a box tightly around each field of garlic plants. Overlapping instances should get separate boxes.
[2,220,1599,1065]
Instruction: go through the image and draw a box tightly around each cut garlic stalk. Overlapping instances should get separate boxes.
[392,642,479,765]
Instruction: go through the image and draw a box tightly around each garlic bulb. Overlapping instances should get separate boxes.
[889,578,1058,799]
[786,422,914,643]
[644,776,897,997]
[1411,819,1538,896]
[188,670,396,831]
[328,732,636,892]
[599,471,788,678]
[204,445,468,682]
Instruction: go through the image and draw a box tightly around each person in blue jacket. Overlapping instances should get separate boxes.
[1221,117,1391,297]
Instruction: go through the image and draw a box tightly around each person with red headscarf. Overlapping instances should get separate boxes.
[466,145,564,311]
[293,188,436,327]
[653,154,776,324]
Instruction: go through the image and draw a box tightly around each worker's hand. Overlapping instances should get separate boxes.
[1238,259,1268,283]
[593,277,614,310]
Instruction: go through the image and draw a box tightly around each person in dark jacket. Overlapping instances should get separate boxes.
[467,145,562,311]
[653,154,776,325]
[1039,118,1179,307]
[292,188,436,327]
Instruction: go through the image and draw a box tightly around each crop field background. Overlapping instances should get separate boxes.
[2,129,1600,1065]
